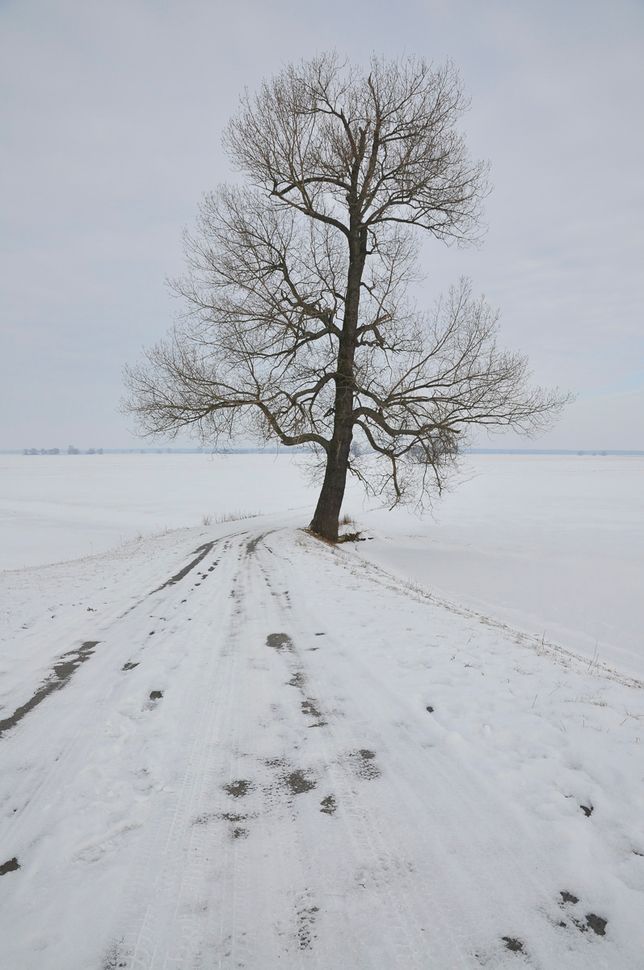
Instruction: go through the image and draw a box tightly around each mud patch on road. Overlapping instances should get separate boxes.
[267,633,294,653]
[560,890,579,905]
[246,533,268,556]
[102,939,128,969]
[301,698,322,718]
[297,903,319,950]
[287,671,306,689]
[584,914,607,936]
[320,795,336,815]
[348,749,381,780]
[301,698,326,726]
[284,769,316,795]
[263,759,317,798]
[501,936,525,954]
[569,913,608,937]
[219,812,252,840]
[0,857,20,876]
[557,892,608,937]
[0,640,99,739]
[224,779,253,798]
[152,541,215,592]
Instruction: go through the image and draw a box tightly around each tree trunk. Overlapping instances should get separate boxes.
[309,435,353,541]
[310,224,366,541]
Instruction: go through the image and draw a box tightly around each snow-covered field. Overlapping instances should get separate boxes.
[1,453,643,967]
[2,452,642,675]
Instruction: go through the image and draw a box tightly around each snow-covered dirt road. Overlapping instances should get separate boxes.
[1,524,643,968]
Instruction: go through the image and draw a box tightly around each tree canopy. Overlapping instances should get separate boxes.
[125,54,567,540]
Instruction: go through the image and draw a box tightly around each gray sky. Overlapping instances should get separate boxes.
[2,0,643,450]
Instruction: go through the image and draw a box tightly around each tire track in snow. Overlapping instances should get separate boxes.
[255,534,465,969]
[115,534,249,970]
[2,525,634,968]
[277,530,625,969]
[0,534,236,969]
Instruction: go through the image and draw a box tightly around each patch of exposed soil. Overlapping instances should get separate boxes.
[149,690,163,701]
[122,661,139,671]
[349,749,381,780]
[265,757,287,769]
[584,914,607,936]
[0,858,20,876]
[287,671,306,689]
[560,890,579,905]
[320,795,336,815]
[0,641,100,739]
[267,632,294,652]
[301,698,322,719]
[501,937,525,953]
[102,940,128,969]
[284,770,316,795]
[297,905,319,950]
[192,814,216,825]
[580,803,593,817]
[246,533,268,556]
[224,779,253,798]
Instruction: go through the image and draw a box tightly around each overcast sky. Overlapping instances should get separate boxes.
[2,0,643,450]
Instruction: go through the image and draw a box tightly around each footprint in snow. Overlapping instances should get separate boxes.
[558,890,608,936]
[0,858,20,876]
[501,936,525,954]
[296,903,319,950]
[320,795,337,815]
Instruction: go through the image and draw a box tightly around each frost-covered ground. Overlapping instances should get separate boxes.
[1,454,643,968]
[1,452,642,675]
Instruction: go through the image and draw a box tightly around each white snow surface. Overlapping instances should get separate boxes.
[1,454,643,967]
[1,452,643,674]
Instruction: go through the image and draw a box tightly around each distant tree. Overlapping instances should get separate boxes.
[124,54,568,541]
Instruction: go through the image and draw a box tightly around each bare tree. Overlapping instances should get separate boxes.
[124,54,568,541]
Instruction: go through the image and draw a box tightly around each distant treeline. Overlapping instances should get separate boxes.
[12,446,644,457]
[23,446,104,455]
